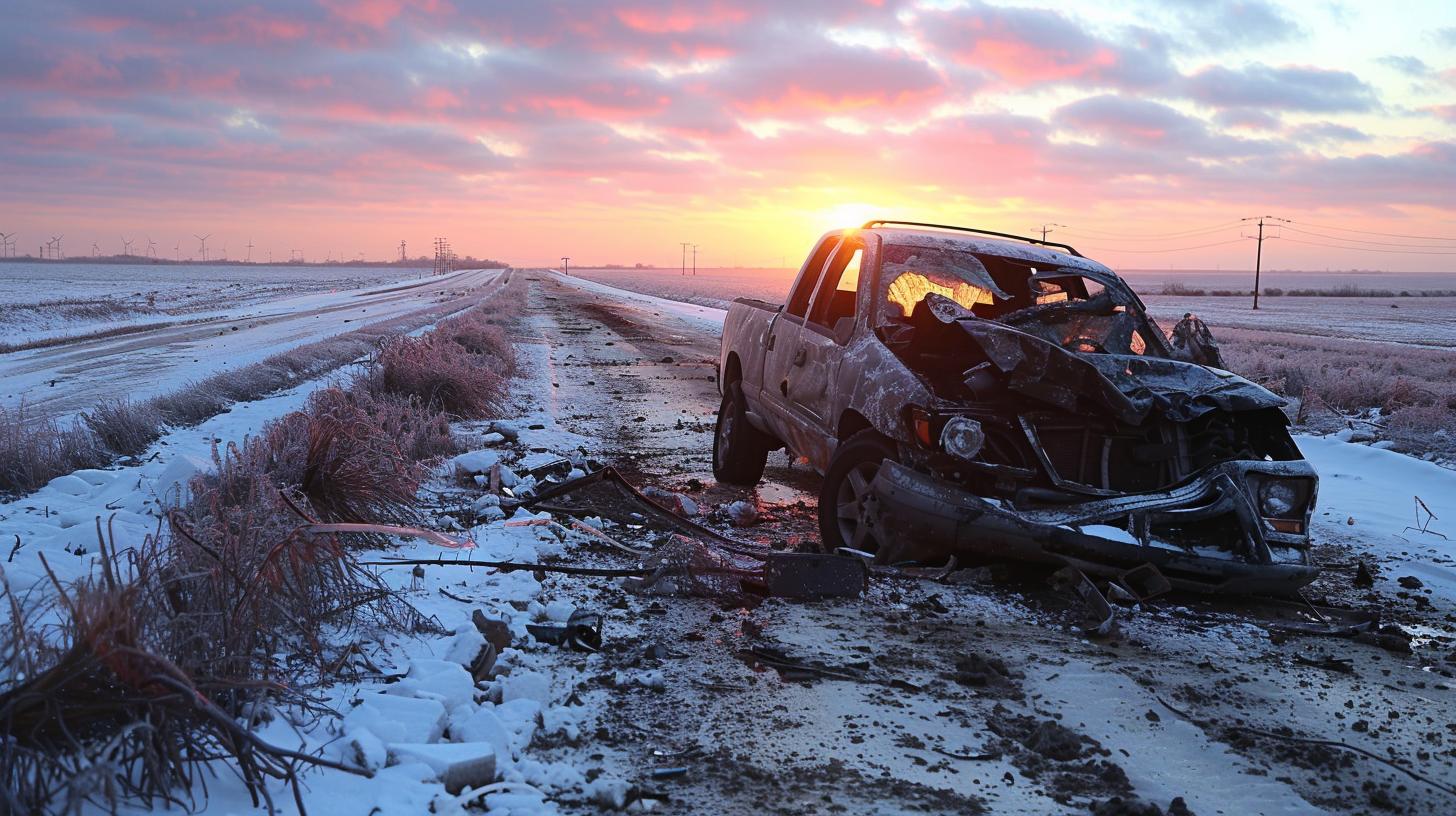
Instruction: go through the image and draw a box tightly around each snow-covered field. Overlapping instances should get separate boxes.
[0,262,440,348]
[4,271,1455,814]
[0,267,504,418]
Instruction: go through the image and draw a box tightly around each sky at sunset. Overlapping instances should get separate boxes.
[1,1,1454,270]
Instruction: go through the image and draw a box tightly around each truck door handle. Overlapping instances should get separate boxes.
[792,348,807,366]
[766,334,776,351]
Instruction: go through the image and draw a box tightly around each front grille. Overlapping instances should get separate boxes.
[1028,416,1188,493]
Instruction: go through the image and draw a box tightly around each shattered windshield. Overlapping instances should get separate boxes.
[879,243,1163,357]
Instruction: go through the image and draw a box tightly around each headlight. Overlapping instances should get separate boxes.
[1259,480,1299,516]
[940,416,985,460]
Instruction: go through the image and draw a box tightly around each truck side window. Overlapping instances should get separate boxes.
[807,242,863,329]
[787,238,840,318]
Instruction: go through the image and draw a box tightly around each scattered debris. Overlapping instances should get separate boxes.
[526,610,605,652]
[1051,566,1116,637]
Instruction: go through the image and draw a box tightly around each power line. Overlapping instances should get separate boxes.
[1056,219,1245,239]
[1061,223,1241,242]
[1278,224,1456,249]
[1294,220,1456,242]
[1072,237,1249,254]
[1271,236,1456,255]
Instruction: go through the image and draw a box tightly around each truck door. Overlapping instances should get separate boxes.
[784,236,865,464]
[757,235,840,448]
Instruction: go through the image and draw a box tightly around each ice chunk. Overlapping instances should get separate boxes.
[152,454,211,506]
[500,670,551,705]
[385,659,478,710]
[343,694,448,745]
[453,449,504,477]
[449,706,513,770]
[387,742,497,793]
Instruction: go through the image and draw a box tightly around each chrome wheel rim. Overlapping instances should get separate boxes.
[835,459,881,551]
[714,406,736,471]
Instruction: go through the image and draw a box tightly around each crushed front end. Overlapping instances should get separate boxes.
[872,289,1320,595]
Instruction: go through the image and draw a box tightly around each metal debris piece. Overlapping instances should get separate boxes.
[1051,566,1115,637]
[1114,563,1171,602]
[526,611,604,652]
[738,647,863,683]
[743,552,868,599]
[1294,654,1354,674]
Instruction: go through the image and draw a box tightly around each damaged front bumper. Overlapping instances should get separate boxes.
[868,458,1319,595]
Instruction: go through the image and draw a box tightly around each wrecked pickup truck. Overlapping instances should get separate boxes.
[714,220,1319,595]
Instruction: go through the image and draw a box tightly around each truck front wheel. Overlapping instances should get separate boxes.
[713,382,770,486]
[818,430,898,555]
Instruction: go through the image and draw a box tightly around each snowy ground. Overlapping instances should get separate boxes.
[3,271,1454,814]
[0,267,505,418]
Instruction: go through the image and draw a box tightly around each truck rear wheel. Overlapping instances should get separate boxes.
[818,430,898,555]
[713,382,770,486]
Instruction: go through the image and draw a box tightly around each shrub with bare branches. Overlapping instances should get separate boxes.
[1,533,372,816]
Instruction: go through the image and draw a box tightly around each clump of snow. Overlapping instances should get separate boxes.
[343,694,448,746]
[453,449,505,477]
[385,659,479,710]
[500,669,553,705]
[724,499,758,526]
[387,742,498,794]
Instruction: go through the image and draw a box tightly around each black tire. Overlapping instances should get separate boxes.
[818,429,898,554]
[712,381,770,486]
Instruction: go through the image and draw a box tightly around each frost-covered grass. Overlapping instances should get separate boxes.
[1,284,525,814]
[1218,328,1456,455]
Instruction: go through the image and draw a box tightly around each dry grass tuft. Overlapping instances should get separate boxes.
[81,398,164,457]
[0,404,108,495]
[365,334,507,418]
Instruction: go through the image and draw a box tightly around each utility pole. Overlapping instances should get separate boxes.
[1240,215,1289,310]
[680,242,690,276]
[399,240,407,262]
[245,238,254,263]
[1034,223,1065,242]
[691,244,697,276]
[561,256,570,276]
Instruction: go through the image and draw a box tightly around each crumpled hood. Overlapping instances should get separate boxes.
[1081,354,1285,422]
[921,296,1283,423]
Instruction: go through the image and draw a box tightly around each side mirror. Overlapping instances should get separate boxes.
[832,316,855,345]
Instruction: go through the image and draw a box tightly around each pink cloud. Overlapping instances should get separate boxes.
[615,5,748,34]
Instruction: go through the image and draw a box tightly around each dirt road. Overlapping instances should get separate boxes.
[0,267,504,418]
[488,272,1456,815]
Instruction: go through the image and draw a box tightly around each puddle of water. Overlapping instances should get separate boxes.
[755,481,810,504]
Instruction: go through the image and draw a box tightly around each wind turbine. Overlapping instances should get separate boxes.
[91,242,100,257]
[146,237,156,258]
[174,240,181,261]
[50,235,63,260]
[194,233,210,262]
[218,243,227,261]
[0,232,11,258]
[122,237,134,256]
